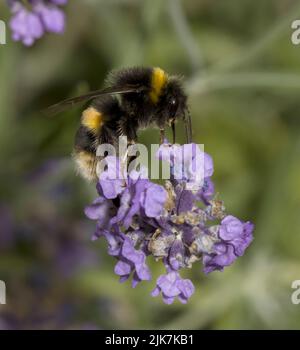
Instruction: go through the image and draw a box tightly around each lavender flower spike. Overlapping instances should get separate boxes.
[85,143,254,305]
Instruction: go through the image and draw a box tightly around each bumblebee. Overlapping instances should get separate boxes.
[44,67,192,181]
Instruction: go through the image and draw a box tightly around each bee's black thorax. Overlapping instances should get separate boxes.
[109,67,155,129]
[109,67,187,130]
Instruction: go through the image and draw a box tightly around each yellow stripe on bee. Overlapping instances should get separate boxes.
[82,107,104,133]
[149,67,168,104]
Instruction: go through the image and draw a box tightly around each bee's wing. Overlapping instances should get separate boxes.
[42,85,148,117]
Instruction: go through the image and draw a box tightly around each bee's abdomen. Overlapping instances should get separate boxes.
[73,125,98,181]
[73,96,122,181]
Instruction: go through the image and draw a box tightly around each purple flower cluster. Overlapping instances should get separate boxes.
[151,271,195,304]
[8,0,67,46]
[202,215,254,274]
[85,143,254,304]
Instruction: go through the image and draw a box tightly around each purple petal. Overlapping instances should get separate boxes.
[131,272,142,288]
[151,286,160,297]
[36,4,65,33]
[203,243,237,274]
[177,295,188,304]
[143,184,167,218]
[84,197,111,221]
[157,272,180,297]
[114,260,132,276]
[219,215,244,241]
[162,295,175,304]
[121,238,144,265]
[135,263,151,281]
[169,240,185,270]
[99,177,125,199]
[203,153,214,178]
[10,6,44,46]
[102,230,123,256]
[122,179,149,228]
[177,279,195,299]
[175,187,195,214]
[198,177,215,203]
[119,275,130,283]
[98,157,126,199]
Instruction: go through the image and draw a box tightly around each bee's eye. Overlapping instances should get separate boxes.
[170,98,177,106]
[168,97,178,119]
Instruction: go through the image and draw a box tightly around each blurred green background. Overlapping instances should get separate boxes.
[1,0,300,330]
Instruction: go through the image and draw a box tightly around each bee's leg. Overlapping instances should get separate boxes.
[159,128,165,144]
[118,117,138,144]
[171,121,176,144]
[118,117,139,169]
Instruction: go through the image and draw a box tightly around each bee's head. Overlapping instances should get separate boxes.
[156,77,188,128]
